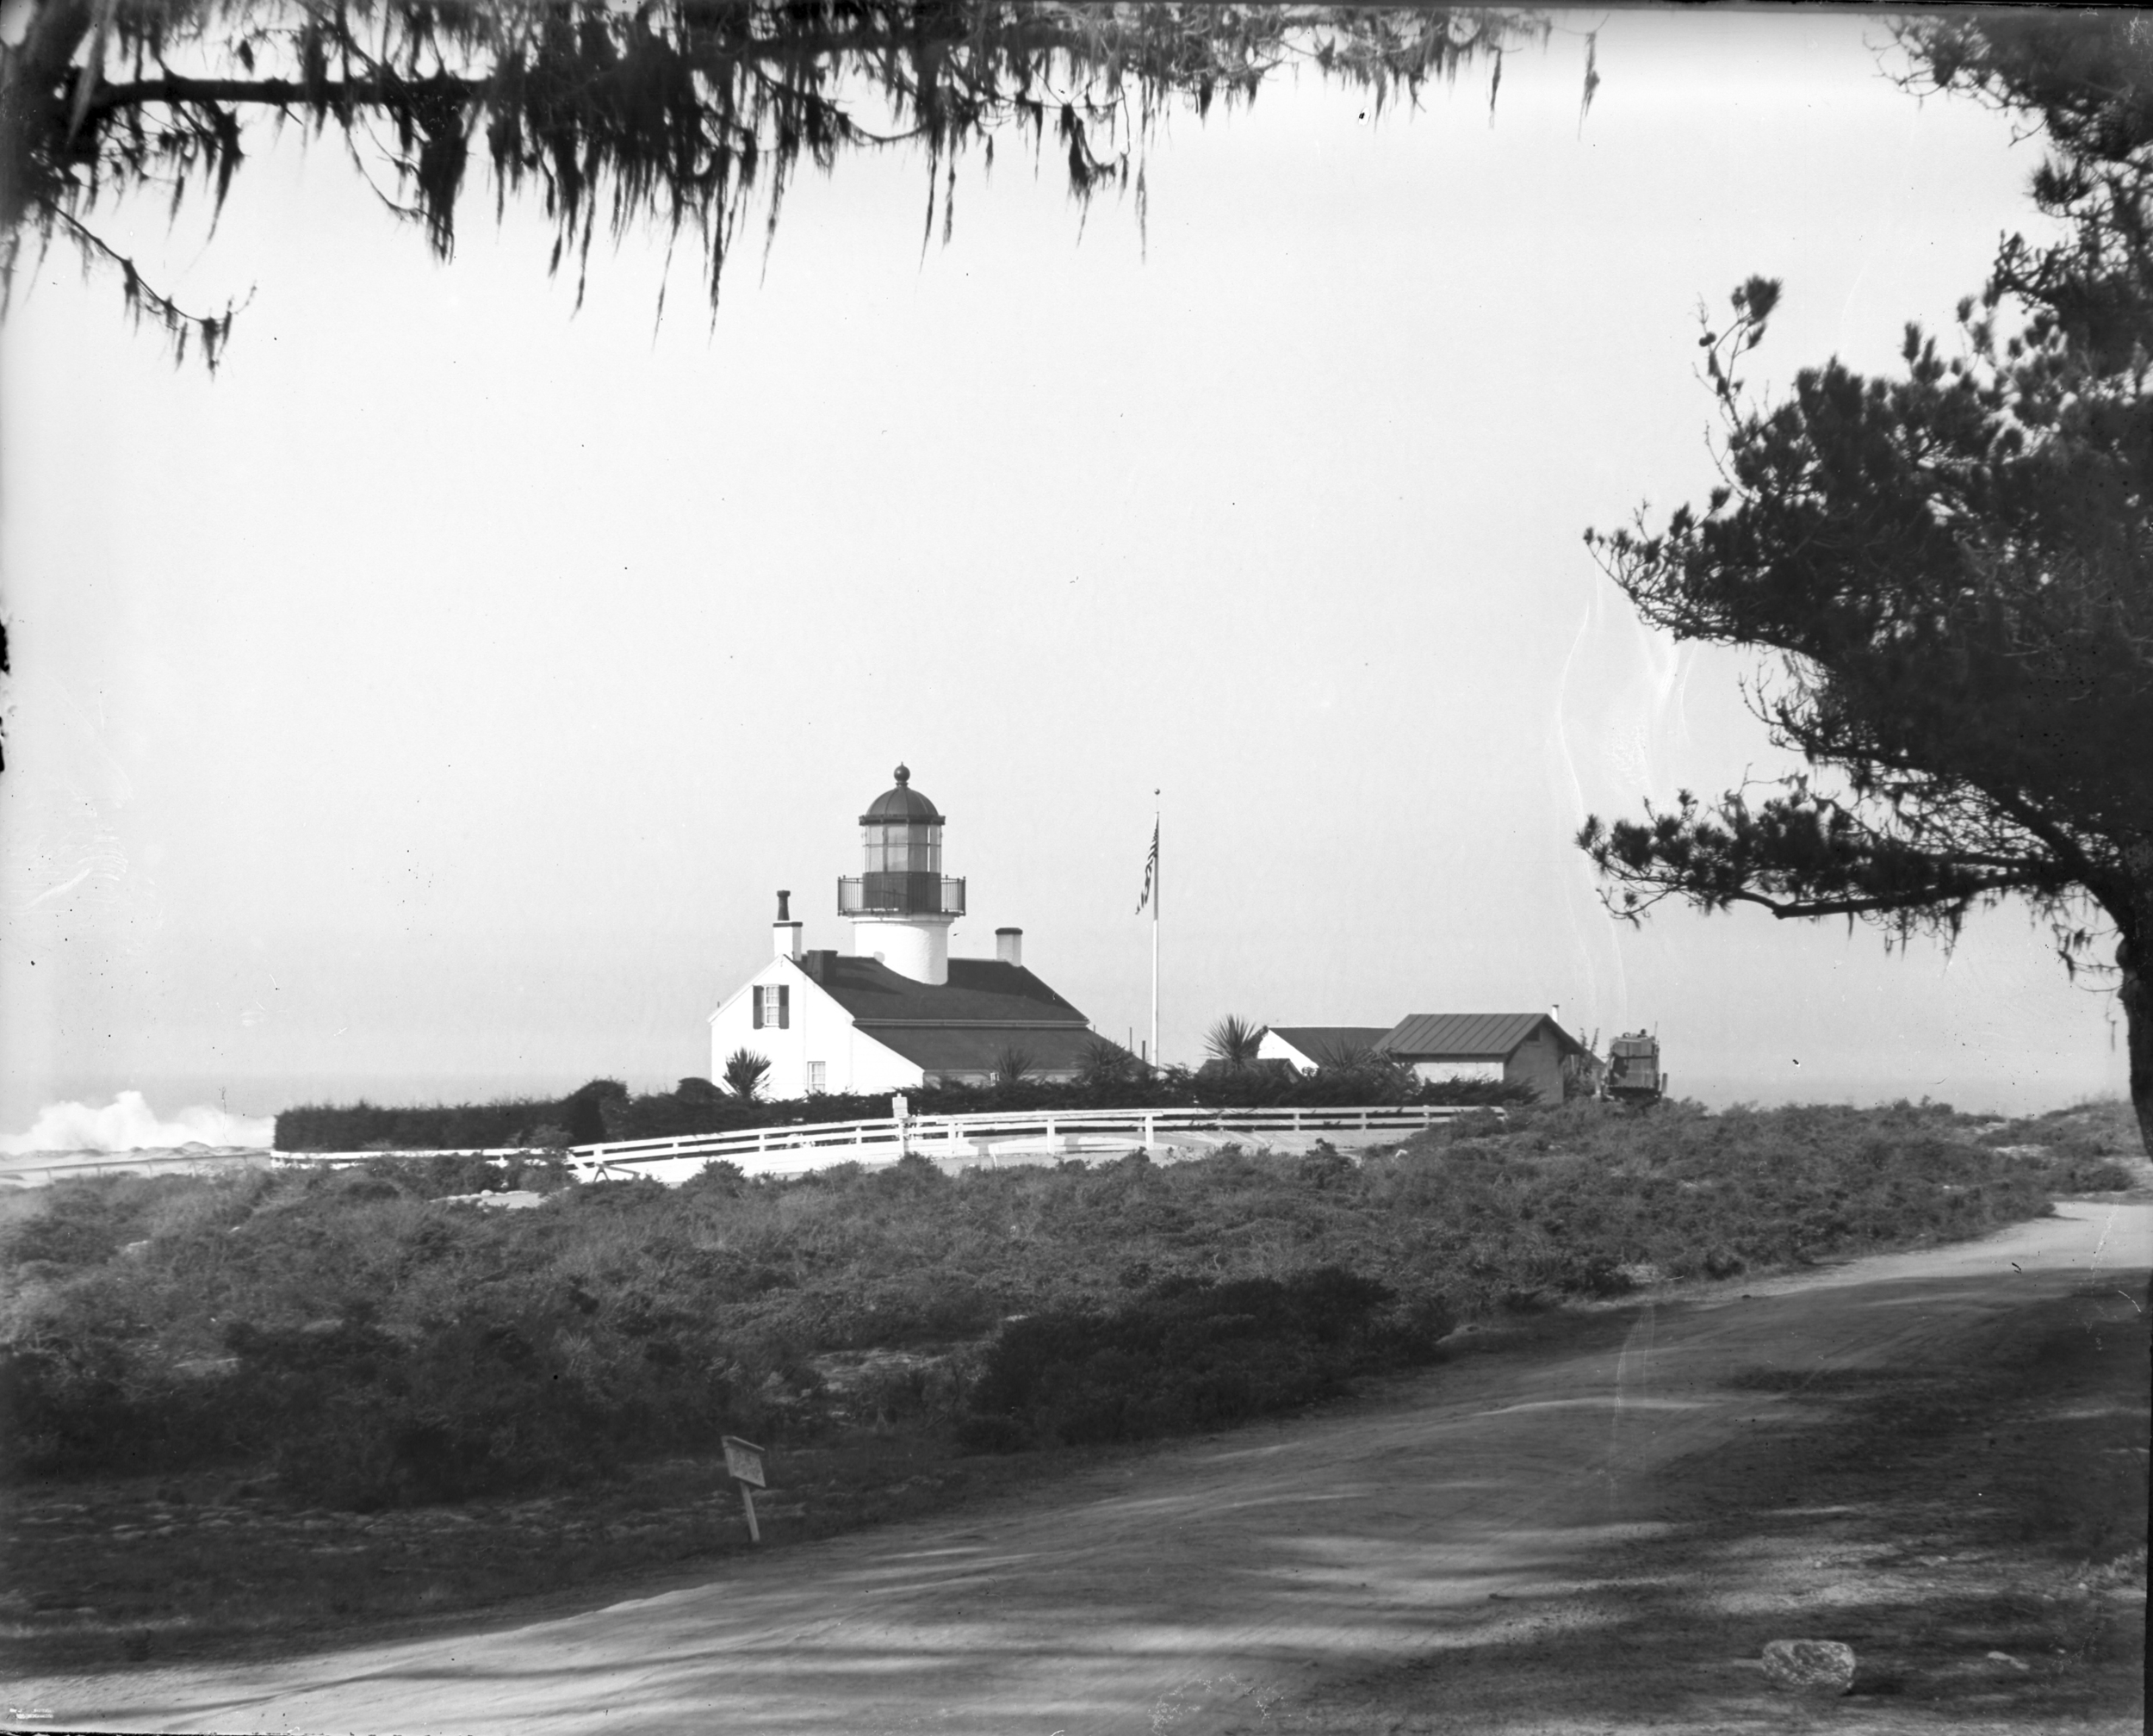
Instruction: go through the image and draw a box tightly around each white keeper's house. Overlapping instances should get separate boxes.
[707,766,1102,1097]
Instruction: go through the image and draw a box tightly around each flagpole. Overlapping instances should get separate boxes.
[1150,796,1160,1073]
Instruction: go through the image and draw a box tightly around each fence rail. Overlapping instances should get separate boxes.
[270,1102,1494,1182]
[260,1111,1490,1188]
[572,1102,1485,1178]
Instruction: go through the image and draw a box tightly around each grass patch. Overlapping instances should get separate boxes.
[0,1096,2119,1664]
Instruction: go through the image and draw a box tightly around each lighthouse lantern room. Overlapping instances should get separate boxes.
[837,765,967,985]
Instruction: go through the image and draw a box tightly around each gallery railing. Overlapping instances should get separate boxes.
[836,873,965,916]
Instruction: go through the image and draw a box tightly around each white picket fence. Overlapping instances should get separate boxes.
[272,1102,1493,1186]
[572,1102,1484,1183]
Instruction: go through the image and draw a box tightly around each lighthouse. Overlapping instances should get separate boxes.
[706,764,1100,1097]
[838,765,966,985]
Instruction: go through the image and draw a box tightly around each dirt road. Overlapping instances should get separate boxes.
[17,1201,2149,1736]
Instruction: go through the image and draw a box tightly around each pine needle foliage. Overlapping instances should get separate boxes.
[1579,16,2153,1152]
[3,2,1549,366]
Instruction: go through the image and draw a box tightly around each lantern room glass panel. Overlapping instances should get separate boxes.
[861,821,941,875]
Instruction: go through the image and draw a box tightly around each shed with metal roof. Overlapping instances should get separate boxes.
[1377,1013,1589,1103]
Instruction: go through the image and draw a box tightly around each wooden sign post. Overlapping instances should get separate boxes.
[722,1435,766,1543]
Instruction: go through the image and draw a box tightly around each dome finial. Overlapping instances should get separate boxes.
[893,763,909,785]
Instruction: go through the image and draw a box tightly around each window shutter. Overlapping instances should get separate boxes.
[778,985,791,1029]
[751,989,763,1030]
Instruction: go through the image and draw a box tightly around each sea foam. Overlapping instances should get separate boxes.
[0,1091,276,1156]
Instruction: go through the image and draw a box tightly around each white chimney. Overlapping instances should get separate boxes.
[773,890,803,963]
[996,927,1023,968]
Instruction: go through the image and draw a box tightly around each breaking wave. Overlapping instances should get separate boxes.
[0,1091,276,1156]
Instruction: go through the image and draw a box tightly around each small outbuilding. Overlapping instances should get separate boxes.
[1378,1013,1591,1103]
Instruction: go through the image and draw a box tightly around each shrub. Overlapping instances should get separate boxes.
[562,1078,629,1145]
[271,1099,560,1152]
[961,1267,1414,1450]
[1,1099,2074,1505]
[274,1070,1536,1151]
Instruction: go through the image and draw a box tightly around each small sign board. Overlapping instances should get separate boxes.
[722,1435,766,1489]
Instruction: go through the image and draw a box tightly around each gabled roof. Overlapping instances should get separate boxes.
[1379,1013,1586,1061]
[867,1023,1107,1074]
[799,953,1089,1027]
[1263,1026,1395,1065]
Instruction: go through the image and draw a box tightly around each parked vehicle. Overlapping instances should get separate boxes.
[1606,1032,1666,1104]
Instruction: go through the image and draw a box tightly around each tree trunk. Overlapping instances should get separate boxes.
[2121,841,2153,1159]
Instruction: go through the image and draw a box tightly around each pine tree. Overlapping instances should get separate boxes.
[1579,17,2153,1150]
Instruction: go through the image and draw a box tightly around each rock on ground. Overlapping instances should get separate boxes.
[1760,1638,1856,1695]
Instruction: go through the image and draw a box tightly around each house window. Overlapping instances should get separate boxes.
[804,1061,827,1094]
[753,984,789,1029]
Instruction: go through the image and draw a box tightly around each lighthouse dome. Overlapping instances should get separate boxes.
[860,765,943,826]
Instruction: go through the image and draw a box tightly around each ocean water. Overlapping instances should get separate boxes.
[0,1091,276,1157]
[0,1145,276,1187]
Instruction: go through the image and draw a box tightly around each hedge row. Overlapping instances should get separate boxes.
[274,1069,1534,1151]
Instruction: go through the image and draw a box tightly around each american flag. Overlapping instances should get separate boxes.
[1135,819,1158,915]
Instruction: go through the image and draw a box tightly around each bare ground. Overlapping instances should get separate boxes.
[6,1200,2145,1736]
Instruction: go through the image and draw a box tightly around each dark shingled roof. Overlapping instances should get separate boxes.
[1264,1026,1396,1065]
[868,1023,1107,1076]
[799,953,1089,1027]
[1379,1014,1586,1061]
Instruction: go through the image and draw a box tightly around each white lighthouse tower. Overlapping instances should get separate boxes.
[838,766,966,984]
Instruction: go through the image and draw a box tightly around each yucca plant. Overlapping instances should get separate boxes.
[722,1048,772,1101]
[1204,1015,1266,1071]
[992,1045,1036,1088]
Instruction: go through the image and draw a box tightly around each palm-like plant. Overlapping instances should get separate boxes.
[1309,1037,1379,1073]
[1204,1015,1266,1070]
[721,1048,772,1101]
[992,1045,1036,1088]
[1077,1037,1139,1088]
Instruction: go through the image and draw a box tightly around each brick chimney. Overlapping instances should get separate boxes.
[996,927,1023,968]
[773,890,803,962]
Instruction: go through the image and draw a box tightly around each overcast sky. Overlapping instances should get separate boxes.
[0,9,2131,1134]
